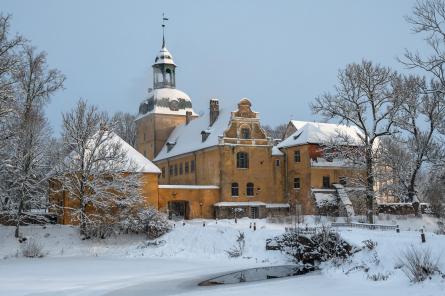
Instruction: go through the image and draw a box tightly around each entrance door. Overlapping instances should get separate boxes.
[250,207,259,219]
[168,201,189,220]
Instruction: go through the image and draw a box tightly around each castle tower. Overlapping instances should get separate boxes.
[135,18,197,160]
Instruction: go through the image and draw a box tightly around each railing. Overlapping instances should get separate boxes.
[218,136,272,146]
[331,222,398,231]
[285,226,337,235]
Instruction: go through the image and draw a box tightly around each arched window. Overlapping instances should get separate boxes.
[241,127,250,139]
[246,183,254,197]
[165,68,172,83]
[236,152,249,168]
[231,183,239,197]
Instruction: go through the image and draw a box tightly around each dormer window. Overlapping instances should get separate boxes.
[201,130,210,142]
[166,141,176,152]
[241,128,251,139]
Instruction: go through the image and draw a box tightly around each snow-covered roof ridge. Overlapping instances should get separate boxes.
[64,131,161,174]
[278,121,363,148]
[154,106,232,161]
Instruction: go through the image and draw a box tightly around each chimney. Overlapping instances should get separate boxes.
[209,99,219,126]
[186,111,192,125]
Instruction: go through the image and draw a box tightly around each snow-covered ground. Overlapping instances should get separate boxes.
[0,216,444,296]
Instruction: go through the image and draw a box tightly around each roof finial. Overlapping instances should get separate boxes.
[162,13,168,48]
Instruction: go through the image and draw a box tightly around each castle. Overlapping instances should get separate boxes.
[133,35,364,220]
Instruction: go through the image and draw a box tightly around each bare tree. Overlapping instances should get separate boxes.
[0,46,65,238]
[0,14,23,143]
[374,136,417,202]
[263,123,287,140]
[403,0,445,89]
[421,162,445,218]
[311,60,402,223]
[392,76,445,204]
[111,111,136,147]
[54,99,143,238]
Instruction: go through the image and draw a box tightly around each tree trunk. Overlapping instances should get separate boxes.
[366,150,374,224]
[15,200,24,238]
[80,203,86,237]
[408,162,421,216]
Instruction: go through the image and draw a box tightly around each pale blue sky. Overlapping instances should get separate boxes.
[1,0,426,135]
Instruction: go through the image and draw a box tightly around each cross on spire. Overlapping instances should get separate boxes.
[162,13,169,48]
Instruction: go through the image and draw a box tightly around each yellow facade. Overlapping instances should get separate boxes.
[50,173,160,225]
[158,186,220,219]
[135,113,196,160]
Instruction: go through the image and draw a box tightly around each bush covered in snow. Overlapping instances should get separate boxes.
[122,207,172,239]
[21,239,45,258]
[267,227,355,265]
[398,246,443,282]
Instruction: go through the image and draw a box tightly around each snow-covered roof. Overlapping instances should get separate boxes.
[137,88,196,119]
[214,201,267,207]
[310,158,354,168]
[265,203,289,208]
[154,107,232,161]
[289,120,309,130]
[154,46,175,65]
[272,146,284,156]
[116,135,161,173]
[158,185,219,189]
[64,132,161,174]
[313,192,338,207]
[277,121,363,148]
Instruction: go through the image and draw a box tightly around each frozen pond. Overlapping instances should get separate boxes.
[198,265,316,286]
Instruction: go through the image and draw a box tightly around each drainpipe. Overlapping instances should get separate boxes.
[193,152,197,185]
[284,147,289,210]
[153,116,157,159]
[167,159,170,184]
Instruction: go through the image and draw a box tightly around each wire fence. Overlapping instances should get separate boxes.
[331,222,398,231]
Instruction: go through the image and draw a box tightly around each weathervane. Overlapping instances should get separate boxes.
[162,13,169,48]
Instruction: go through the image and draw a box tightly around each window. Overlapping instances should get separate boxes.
[191,160,195,172]
[169,165,173,176]
[293,177,301,189]
[322,176,330,188]
[231,183,239,197]
[185,161,189,174]
[161,167,165,178]
[179,163,183,175]
[246,183,254,196]
[275,159,280,167]
[237,152,249,168]
[294,150,301,162]
[241,128,250,139]
[174,164,178,176]
[340,176,347,186]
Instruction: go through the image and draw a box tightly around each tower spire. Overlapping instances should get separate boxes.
[162,13,168,48]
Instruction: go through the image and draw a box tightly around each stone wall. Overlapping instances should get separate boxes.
[377,202,432,215]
